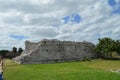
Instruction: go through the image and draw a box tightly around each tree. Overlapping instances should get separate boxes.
[12,47,17,57]
[18,48,23,55]
[115,40,120,55]
[0,50,9,58]
[95,37,115,58]
[12,47,17,53]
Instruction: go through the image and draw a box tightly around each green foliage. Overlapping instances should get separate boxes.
[0,50,9,57]
[18,48,23,55]
[0,47,23,59]
[114,40,120,55]
[95,37,120,58]
[83,57,91,61]
[12,47,17,53]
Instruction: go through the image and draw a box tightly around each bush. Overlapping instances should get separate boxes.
[83,57,91,61]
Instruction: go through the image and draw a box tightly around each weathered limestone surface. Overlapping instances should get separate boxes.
[14,39,96,64]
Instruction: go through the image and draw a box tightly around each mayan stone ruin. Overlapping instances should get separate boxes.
[14,39,96,64]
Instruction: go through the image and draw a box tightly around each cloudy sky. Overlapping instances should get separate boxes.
[0,0,120,50]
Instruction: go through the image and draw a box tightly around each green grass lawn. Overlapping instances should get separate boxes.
[4,60,120,80]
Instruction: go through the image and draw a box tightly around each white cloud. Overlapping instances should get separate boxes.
[0,0,120,50]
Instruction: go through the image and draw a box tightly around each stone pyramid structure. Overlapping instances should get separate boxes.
[14,39,96,64]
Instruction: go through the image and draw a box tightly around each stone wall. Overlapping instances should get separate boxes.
[25,41,39,53]
[14,39,96,64]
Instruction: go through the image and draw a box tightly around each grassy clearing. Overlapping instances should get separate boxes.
[3,60,120,80]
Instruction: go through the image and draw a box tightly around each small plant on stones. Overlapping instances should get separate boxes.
[83,57,91,61]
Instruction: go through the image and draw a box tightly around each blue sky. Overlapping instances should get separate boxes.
[10,34,27,41]
[108,0,120,14]
[0,0,120,50]
[62,14,81,24]
[108,0,117,6]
